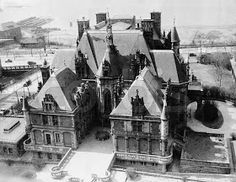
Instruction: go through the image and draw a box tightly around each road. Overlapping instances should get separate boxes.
[0,70,42,110]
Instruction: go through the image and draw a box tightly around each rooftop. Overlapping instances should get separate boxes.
[150,50,186,83]
[111,67,163,117]
[181,130,229,164]
[30,67,81,111]
[78,29,153,76]
[51,49,76,73]
[0,116,26,143]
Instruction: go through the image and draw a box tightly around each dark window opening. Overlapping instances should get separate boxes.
[38,152,42,159]
[132,121,143,132]
[8,148,13,154]
[45,134,51,145]
[42,115,48,125]
[55,133,60,143]
[52,116,58,126]
[3,147,7,153]
[57,154,62,160]
[47,153,52,160]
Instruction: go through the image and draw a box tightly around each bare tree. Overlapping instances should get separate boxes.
[214,59,224,87]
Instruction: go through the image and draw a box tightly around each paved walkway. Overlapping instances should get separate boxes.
[187,101,236,137]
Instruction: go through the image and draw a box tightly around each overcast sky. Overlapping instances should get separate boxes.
[0,0,236,28]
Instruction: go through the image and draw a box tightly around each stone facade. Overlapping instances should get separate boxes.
[24,68,97,163]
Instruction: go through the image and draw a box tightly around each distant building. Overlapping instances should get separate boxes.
[0,21,22,41]
[0,116,27,157]
[20,37,45,48]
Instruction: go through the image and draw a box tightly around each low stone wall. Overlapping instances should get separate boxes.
[180,159,230,174]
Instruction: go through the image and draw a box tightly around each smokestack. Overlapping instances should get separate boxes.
[96,13,107,24]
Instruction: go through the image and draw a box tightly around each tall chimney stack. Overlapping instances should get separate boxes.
[151,12,161,37]
[96,13,107,24]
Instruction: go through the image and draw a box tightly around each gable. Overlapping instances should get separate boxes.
[110,67,163,117]
[30,67,80,111]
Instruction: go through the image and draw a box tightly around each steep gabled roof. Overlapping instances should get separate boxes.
[30,67,80,111]
[150,50,185,83]
[96,48,122,77]
[78,30,153,75]
[110,67,163,117]
[51,49,76,73]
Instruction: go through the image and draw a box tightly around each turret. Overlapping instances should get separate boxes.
[106,18,114,48]
[171,19,180,56]
[160,79,171,173]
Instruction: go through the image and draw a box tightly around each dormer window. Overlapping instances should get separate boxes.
[131,89,147,117]
[42,94,57,112]
[102,60,110,77]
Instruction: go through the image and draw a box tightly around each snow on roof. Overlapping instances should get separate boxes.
[0,117,26,143]
[111,67,163,117]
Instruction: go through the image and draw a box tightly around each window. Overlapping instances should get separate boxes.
[45,133,51,145]
[38,152,42,159]
[42,115,48,125]
[52,116,58,126]
[8,148,13,154]
[3,147,7,153]
[132,121,143,132]
[55,133,61,143]
[57,154,62,160]
[47,153,52,160]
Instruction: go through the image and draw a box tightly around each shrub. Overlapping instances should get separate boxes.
[197,52,232,71]
[195,100,218,123]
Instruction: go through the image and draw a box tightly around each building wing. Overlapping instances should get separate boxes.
[110,67,163,117]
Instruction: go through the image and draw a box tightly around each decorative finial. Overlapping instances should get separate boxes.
[165,78,171,100]
[173,17,175,27]
[82,17,87,31]
[136,89,139,97]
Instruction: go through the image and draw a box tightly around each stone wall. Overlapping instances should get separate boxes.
[180,159,230,174]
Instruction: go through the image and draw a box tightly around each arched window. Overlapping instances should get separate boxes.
[103,89,112,114]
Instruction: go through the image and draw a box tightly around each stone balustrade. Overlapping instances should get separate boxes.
[24,137,70,154]
[115,151,173,165]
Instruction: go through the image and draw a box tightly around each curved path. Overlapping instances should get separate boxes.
[187,101,236,137]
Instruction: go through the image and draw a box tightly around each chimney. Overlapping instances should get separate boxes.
[77,18,90,40]
[96,13,107,24]
[151,12,161,37]
[40,59,50,85]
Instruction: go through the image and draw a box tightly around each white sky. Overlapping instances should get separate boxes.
[0,0,236,28]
